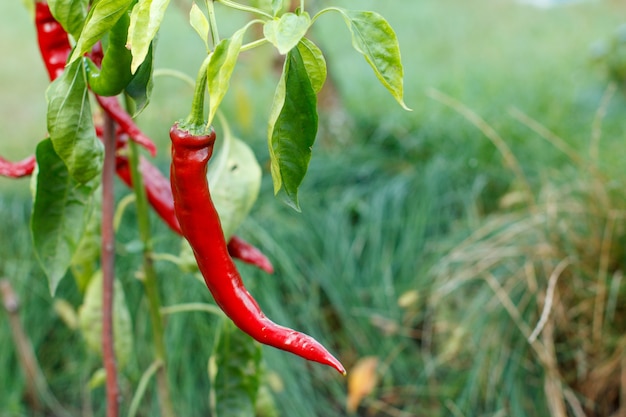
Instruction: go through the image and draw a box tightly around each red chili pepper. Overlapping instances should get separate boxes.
[34,1,71,81]
[116,153,182,235]
[227,236,274,274]
[170,123,344,374]
[115,148,274,272]
[0,156,37,178]
[96,96,157,157]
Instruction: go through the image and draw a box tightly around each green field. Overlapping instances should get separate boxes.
[1,0,626,416]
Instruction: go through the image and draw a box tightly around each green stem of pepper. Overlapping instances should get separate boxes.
[127,140,175,417]
[206,0,220,46]
[185,56,212,131]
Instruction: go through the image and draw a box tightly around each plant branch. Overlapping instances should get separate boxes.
[206,0,221,46]
[127,140,175,417]
[128,360,163,417]
[160,302,225,317]
[216,0,272,19]
[101,111,120,417]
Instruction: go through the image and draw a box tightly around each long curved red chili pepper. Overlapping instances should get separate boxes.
[0,156,37,178]
[169,123,344,374]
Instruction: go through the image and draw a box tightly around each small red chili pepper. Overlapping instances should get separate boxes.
[95,96,157,157]
[34,1,71,81]
[227,236,274,274]
[0,156,37,178]
[116,153,182,235]
[170,123,344,374]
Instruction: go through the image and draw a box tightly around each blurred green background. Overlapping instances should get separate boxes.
[2,0,626,416]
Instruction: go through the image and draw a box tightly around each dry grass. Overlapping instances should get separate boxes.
[424,87,626,416]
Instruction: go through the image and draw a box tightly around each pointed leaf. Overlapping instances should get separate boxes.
[263,12,310,55]
[208,133,262,241]
[210,319,262,417]
[207,27,246,126]
[46,57,103,184]
[128,0,172,73]
[336,9,410,110]
[267,46,317,210]
[31,139,99,295]
[49,0,89,39]
[69,0,134,64]
[297,37,326,93]
[78,271,134,369]
[125,43,155,116]
[190,2,210,52]
[271,0,286,16]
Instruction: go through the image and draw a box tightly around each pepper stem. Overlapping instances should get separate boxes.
[185,56,211,130]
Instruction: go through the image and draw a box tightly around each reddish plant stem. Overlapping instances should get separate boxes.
[102,112,120,417]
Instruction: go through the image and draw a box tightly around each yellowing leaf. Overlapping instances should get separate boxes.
[78,271,134,369]
[397,290,419,309]
[346,356,379,413]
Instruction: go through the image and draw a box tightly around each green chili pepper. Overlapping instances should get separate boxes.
[86,9,133,96]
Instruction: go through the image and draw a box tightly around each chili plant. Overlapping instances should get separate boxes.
[4,0,409,415]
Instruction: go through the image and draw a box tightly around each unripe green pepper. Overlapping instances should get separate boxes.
[86,9,133,96]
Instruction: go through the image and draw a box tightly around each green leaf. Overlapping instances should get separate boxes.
[297,37,326,94]
[87,368,107,390]
[208,128,262,241]
[255,385,279,417]
[207,27,246,126]
[69,0,134,64]
[263,12,311,55]
[128,0,172,73]
[78,271,134,369]
[248,0,284,15]
[336,9,410,110]
[31,139,99,295]
[190,2,210,52]
[210,319,262,417]
[125,42,155,116]
[267,46,318,210]
[46,58,103,184]
[271,0,286,16]
[49,0,89,39]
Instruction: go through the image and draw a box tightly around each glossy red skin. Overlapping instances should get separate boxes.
[35,1,71,81]
[170,124,344,374]
[0,156,37,178]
